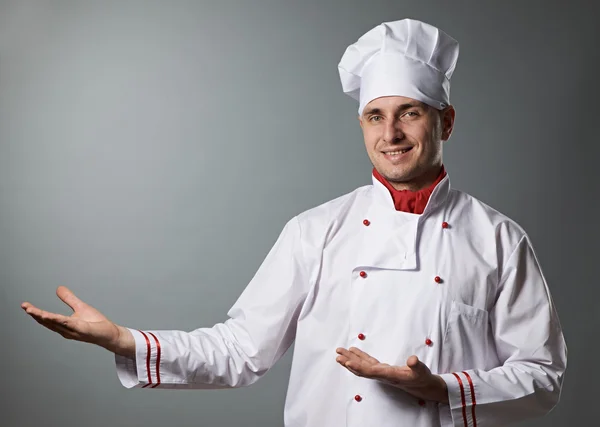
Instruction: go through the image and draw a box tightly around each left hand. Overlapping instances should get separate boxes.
[336,347,449,403]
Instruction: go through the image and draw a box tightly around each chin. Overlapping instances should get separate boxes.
[381,168,413,183]
[387,175,412,184]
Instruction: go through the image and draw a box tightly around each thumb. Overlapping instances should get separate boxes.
[407,355,432,378]
[56,286,85,312]
[407,355,425,372]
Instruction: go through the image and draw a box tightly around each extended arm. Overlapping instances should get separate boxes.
[23,217,312,390]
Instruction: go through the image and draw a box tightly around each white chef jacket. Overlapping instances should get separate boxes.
[116,172,567,427]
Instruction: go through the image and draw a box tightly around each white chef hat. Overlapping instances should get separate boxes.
[338,19,459,115]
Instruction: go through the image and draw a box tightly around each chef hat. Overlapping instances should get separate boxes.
[338,19,459,115]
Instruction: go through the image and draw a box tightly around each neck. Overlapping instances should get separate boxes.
[372,165,447,214]
[385,165,445,192]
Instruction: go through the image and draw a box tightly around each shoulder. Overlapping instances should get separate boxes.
[291,184,371,242]
[296,184,370,222]
[448,188,529,256]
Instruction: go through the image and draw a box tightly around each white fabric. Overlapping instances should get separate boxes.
[338,19,459,114]
[116,173,566,427]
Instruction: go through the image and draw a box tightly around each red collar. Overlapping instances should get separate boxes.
[372,166,447,214]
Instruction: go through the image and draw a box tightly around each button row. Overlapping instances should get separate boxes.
[363,219,450,229]
[359,270,443,284]
[353,394,427,407]
[353,333,433,346]
[354,218,444,408]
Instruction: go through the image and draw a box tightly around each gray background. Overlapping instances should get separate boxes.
[1,0,597,426]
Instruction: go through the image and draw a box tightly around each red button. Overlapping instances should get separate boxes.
[363,219,370,226]
[425,338,433,346]
[434,276,442,283]
[359,271,367,278]
[358,333,365,340]
[354,395,362,402]
[418,399,426,406]
[442,221,449,229]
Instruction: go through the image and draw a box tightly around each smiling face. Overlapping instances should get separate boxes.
[359,96,455,191]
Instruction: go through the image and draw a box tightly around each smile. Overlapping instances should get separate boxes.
[383,147,413,156]
[386,148,412,154]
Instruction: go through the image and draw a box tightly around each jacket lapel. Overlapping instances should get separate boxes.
[354,172,451,271]
[355,201,419,271]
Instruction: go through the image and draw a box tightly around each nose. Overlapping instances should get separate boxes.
[383,119,404,143]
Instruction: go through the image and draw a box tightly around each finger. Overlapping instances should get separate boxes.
[28,310,83,340]
[336,354,349,364]
[336,356,366,377]
[367,364,400,381]
[345,365,364,377]
[336,348,359,359]
[336,351,365,370]
[407,355,420,368]
[343,358,378,377]
[56,286,84,312]
[406,355,433,380]
[335,354,359,367]
[21,302,42,312]
[349,347,380,364]
[22,304,47,319]
[25,305,72,327]
[40,320,81,340]
[407,355,427,375]
[335,355,363,368]
[29,312,66,334]
[336,348,364,366]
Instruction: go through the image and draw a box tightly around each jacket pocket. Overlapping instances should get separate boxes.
[442,301,490,369]
[448,300,488,323]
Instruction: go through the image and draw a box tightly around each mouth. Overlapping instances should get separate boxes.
[382,146,413,160]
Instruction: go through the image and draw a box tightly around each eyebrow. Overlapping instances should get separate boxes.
[362,102,429,117]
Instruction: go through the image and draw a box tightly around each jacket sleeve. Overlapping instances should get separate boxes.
[439,234,567,426]
[114,216,312,389]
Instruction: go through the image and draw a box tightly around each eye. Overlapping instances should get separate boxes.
[369,115,383,122]
[404,111,419,117]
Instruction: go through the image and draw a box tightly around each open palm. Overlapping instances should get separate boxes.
[336,346,448,403]
[21,286,120,349]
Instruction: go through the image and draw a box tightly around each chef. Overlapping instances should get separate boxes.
[22,18,567,427]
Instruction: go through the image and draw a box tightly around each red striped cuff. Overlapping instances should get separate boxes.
[441,371,477,427]
[462,371,477,426]
[137,330,162,389]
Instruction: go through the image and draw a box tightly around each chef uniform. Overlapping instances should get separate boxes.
[115,19,567,427]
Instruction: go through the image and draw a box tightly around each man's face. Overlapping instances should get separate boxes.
[359,96,455,190]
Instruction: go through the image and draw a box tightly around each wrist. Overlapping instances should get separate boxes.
[108,325,136,359]
[432,375,449,403]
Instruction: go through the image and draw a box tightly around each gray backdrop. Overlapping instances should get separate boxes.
[1,1,598,426]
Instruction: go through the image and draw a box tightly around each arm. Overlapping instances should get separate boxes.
[23,216,312,390]
[439,234,567,426]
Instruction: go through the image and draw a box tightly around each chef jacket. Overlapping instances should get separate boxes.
[115,172,567,427]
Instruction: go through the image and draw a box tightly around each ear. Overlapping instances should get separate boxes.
[358,115,364,130]
[440,106,456,141]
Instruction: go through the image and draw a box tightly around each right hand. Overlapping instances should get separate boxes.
[21,286,134,358]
